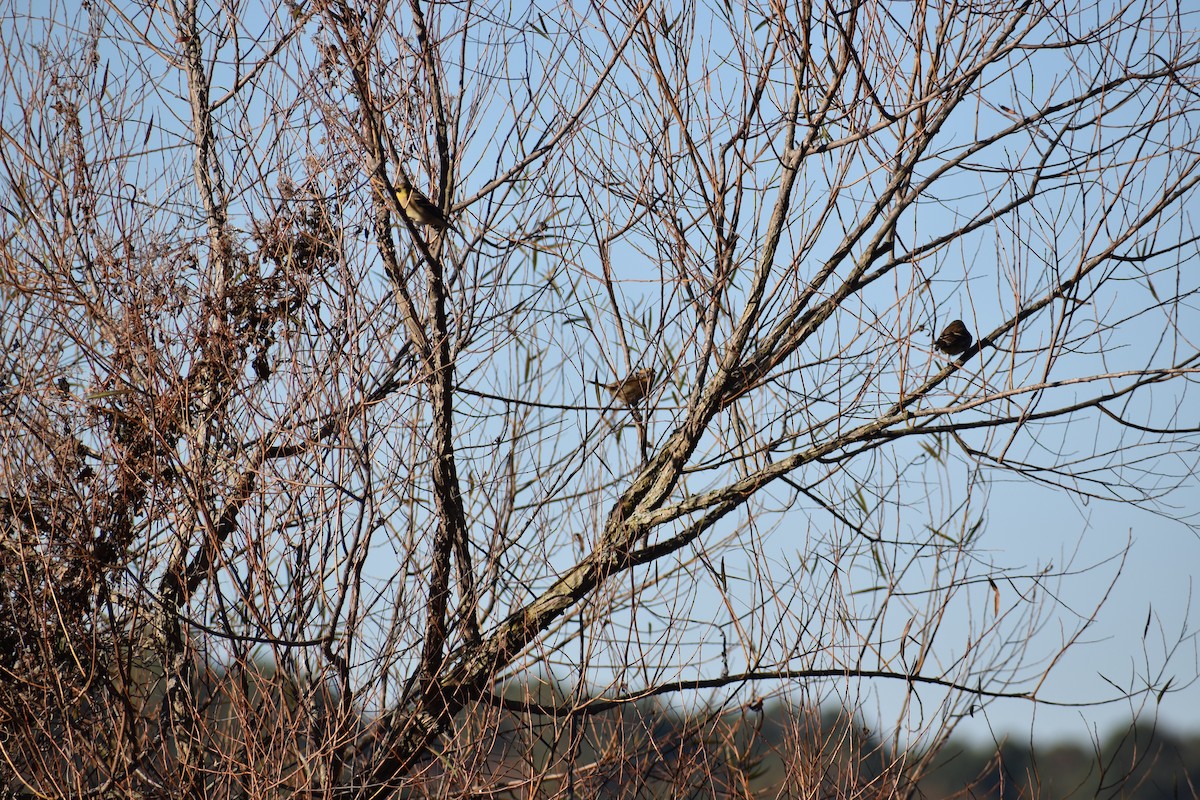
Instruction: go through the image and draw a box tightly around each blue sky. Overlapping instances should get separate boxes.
[951,477,1200,744]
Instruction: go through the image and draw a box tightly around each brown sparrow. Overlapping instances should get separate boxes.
[592,367,654,405]
[934,320,973,355]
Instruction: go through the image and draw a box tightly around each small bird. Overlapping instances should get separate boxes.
[934,320,973,355]
[592,367,655,405]
[392,173,453,231]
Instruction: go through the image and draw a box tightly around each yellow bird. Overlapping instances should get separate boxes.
[393,174,453,232]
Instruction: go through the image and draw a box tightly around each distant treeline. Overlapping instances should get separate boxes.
[478,676,1200,798]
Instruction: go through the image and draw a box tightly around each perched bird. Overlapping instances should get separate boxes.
[592,367,655,405]
[392,173,453,232]
[934,319,973,355]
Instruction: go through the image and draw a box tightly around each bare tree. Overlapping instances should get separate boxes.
[2,0,1198,796]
